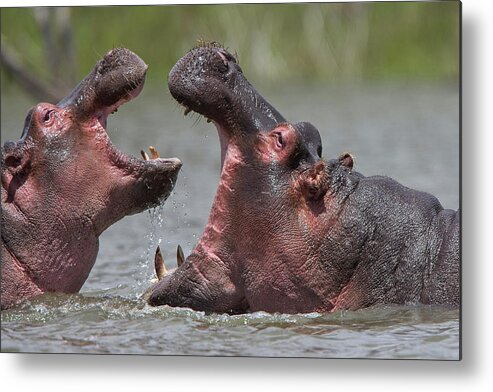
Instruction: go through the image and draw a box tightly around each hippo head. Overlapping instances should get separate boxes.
[168,44,333,207]
[168,42,286,165]
[1,48,181,310]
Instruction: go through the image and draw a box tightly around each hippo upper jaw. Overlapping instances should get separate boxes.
[168,43,286,170]
[168,43,285,136]
[58,47,148,119]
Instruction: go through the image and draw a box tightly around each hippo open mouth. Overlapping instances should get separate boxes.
[57,47,181,193]
[1,48,181,310]
[168,42,286,167]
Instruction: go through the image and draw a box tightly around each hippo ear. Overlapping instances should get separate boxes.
[338,152,354,170]
[2,145,32,177]
[299,161,329,201]
[2,147,32,202]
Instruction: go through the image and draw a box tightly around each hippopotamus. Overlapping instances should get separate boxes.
[147,44,460,314]
[1,48,182,310]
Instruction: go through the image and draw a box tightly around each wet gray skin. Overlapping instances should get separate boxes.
[168,43,286,131]
[1,48,181,310]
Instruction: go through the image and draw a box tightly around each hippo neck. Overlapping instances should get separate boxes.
[189,145,297,270]
[1,186,100,294]
[190,144,247,263]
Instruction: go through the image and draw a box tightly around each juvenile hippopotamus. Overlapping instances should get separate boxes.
[1,48,182,310]
[147,44,459,314]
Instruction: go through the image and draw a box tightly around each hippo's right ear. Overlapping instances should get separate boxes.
[338,152,354,170]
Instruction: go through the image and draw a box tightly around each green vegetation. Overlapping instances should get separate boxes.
[1,2,459,91]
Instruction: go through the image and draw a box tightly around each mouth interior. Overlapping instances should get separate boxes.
[90,78,180,170]
[177,99,232,170]
[95,77,145,130]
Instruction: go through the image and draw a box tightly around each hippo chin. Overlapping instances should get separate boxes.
[1,48,182,310]
[147,44,459,314]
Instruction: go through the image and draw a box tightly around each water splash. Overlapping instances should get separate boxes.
[133,202,166,294]
[161,171,198,258]
[131,168,201,298]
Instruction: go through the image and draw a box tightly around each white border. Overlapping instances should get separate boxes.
[2,0,492,391]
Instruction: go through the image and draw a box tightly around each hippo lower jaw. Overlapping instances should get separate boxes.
[84,110,182,234]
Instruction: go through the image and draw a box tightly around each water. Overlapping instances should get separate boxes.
[0,83,460,359]
[1,296,458,359]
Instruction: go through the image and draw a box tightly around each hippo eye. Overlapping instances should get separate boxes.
[43,109,55,124]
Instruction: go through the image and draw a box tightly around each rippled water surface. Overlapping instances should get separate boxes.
[1,83,460,359]
[2,295,459,359]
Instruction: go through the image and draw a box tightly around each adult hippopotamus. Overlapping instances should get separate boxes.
[1,48,182,310]
[147,44,459,314]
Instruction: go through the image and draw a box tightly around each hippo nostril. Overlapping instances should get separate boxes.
[215,50,230,73]
[217,50,229,66]
[216,48,241,73]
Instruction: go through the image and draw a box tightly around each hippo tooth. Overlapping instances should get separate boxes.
[149,146,160,159]
[184,107,191,116]
[154,246,167,280]
[177,244,185,267]
[140,150,150,161]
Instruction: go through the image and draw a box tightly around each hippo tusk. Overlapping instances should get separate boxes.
[154,246,167,280]
[141,150,150,161]
[184,107,191,116]
[149,146,160,159]
[177,244,185,267]
[141,147,161,160]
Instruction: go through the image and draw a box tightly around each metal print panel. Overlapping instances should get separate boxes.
[0,1,460,359]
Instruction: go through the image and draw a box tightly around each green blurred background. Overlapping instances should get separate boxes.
[0,1,459,101]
